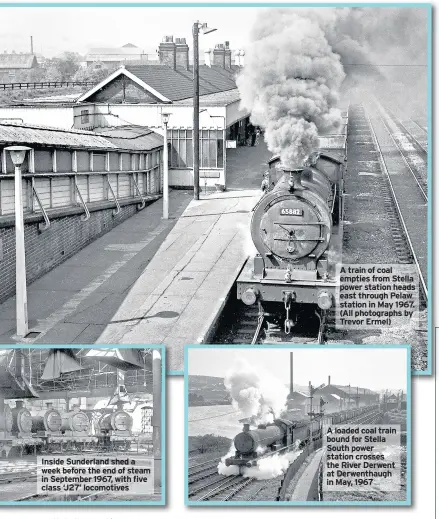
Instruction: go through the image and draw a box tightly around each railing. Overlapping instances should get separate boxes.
[0,81,97,91]
[0,168,162,224]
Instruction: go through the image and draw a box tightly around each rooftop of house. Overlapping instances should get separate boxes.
[0,53,38,70]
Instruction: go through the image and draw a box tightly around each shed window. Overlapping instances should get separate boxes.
[81,110,90,124]
[169,129,223,169]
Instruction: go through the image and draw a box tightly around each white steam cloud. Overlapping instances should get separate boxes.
[238,7,428,165]
[217,441,304,480]
[224,358,289,425]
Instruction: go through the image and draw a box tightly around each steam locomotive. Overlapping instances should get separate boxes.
[225,418,321,469]
[237,131,347,340]
[225,404,380,469]
[0,401,134,456]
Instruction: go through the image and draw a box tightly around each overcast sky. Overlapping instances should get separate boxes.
[188,347,408,391]
[0,7,262,57]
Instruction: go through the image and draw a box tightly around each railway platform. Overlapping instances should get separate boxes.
[0,189,193,345]
[0,141,270,373]
[97,142,270,373]
[98,188,261,373]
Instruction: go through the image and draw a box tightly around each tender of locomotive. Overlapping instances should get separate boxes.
[237,132,347,340]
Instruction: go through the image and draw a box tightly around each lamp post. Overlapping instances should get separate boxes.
[193,21,216,200]
[5,146,31,337]
[161,112,171,219]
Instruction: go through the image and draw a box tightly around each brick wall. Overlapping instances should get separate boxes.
[0,203,140,303]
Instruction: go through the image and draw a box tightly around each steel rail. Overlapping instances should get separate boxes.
[365,109,428,300]
[373,103,427,202]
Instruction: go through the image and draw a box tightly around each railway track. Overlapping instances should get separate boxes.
[193,474,256,502]
[365,103,428,303]
[374,99,428,198]
[0,470,37,485]
[213,298,326,346]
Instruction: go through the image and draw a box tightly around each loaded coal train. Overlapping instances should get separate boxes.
[225,404,380,470]
[237,130,347,341]
[0,401,135,456]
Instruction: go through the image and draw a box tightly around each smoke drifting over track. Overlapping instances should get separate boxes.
[238,7,427,165]
[224,358,289,425]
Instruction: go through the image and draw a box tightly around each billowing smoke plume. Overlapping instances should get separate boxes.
[237,11,345,167]
[224,358,289,425]
[238,7,428,164]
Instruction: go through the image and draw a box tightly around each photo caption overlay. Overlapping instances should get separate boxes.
[335,264,419,329]
[37,455,153,496]
[323,424,402,492]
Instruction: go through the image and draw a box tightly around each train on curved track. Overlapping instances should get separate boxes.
[237,132,347,341]
[225,404,379,470]
[0,401,136,456]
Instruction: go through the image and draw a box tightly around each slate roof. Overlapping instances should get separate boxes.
[0,121,162,152]
[0,54,38,70]
[124,64,237,102]
[93,126,163,152]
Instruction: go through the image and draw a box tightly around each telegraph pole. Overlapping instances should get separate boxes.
[193,22,200,200]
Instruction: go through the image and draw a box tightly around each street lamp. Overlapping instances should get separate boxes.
[193,21,217,201]
[5,146,31,337]
[161,112,171,219]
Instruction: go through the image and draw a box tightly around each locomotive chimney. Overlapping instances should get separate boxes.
[284,168,306,191]
[243,423,250,432]
[46,402,53,409]
[15,401,24,408]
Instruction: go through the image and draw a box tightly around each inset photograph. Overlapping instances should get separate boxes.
[185,345,410,506]
[0,346,164,505]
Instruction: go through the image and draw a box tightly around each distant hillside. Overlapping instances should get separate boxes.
[189,375,225,388]
[188,375,230,406]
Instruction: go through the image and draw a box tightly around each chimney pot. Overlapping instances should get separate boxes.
[224,42,232,69]
[175,36,189,70]
[328,375,331,386]
[212,44,226,68]
[159,36,176,69]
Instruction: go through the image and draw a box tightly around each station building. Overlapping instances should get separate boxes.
[0,36,251,190]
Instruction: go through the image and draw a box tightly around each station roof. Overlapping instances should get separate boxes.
[77,64,238,104]
[0,121,162,152]
[93,125,164,152]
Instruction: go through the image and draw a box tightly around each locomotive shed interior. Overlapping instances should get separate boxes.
[0,347,162,502]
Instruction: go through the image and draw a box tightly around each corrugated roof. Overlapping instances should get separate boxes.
[0,54,38,70]
[93,126,163,152]
[0,122,117,149]
[0,122,162,152]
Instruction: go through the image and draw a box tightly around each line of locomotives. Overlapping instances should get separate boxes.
[237,137,346,340]
[0,401,135,456]
[225,404,380,470]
